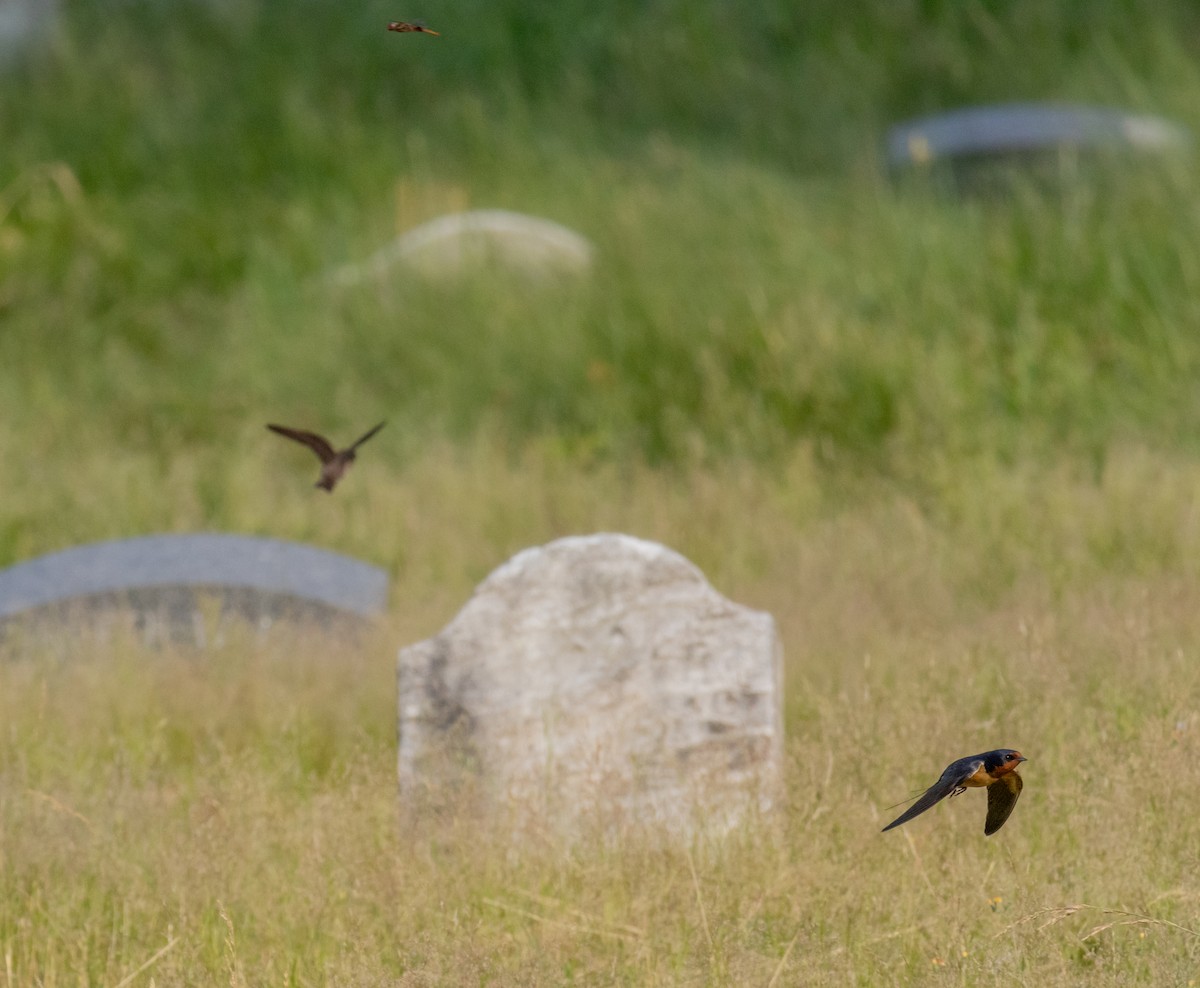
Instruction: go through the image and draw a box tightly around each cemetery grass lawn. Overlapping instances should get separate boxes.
[4,448,1200,985]
[4,0,1200,982]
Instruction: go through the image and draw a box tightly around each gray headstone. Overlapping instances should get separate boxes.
[886,102,1190,172]
[0,534,389,638]
[329,209,594,287]
[397,533,783,836]
[0,0,57,68]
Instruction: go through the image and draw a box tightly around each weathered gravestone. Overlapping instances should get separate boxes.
[0,534,388,643]
[397,533,783,834]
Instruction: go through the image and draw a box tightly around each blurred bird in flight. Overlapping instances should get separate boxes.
[267,422,386,493]
[387,20,439,35]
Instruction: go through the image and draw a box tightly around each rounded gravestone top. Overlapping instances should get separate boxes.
[0,533,389,629]
[329,209,594,286]
[483,532,704,588]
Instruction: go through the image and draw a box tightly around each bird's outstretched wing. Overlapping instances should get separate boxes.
[267,424,337,463]
[348,421,386,451]
[881,758,983,832]
[983,771,1022,835]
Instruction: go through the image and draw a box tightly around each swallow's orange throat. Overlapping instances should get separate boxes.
[991,757,1025,779]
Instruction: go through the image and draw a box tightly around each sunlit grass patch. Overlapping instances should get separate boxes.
[3,453,1200,983]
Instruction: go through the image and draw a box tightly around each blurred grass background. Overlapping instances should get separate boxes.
[4,0,1200,983]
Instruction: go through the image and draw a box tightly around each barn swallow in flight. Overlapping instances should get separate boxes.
[882,749,1026,836]
[266,422,386,492]
[387,20,439,35]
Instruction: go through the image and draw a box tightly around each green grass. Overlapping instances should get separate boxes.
[4,0,1200,982]
[5,0,1200,477]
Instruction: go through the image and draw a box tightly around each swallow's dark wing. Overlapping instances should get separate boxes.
[347,421,386,452]
[267,424,337,463]
[881,758,983,832]
[983,771,1022,835]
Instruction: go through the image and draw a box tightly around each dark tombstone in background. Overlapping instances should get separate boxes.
[0,534,389,644]
[886,102,1190,189]
[0,0,58,69]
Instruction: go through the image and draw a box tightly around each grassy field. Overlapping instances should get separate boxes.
[4,0,1200,983]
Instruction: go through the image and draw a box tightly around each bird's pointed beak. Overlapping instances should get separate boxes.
[1017,756,1027,763]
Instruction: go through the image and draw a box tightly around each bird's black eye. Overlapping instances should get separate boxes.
[1008,753,1018,761]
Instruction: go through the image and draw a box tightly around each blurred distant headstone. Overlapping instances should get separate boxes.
[0,534,388,643]
[397,533,783,836]
[329,209,594,287]
[0,0,57,68]
[886,102,1190,175]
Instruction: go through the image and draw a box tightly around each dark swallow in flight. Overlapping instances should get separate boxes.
[266,422,386,492]
[881,749,1026,836]
[387,20,440,35]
